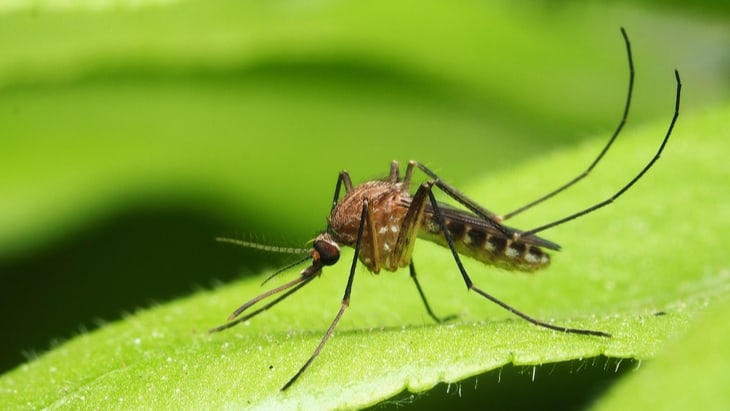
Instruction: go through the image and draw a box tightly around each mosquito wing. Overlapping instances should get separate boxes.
[430,202,561,250]
[408,199,559,272]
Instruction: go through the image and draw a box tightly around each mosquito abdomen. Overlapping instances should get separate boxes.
[418,217,550,272]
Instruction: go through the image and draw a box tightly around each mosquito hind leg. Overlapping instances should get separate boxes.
[423,181,611,337]
[521,68,681,238]
[500,27,636,221]
[411,161,523,242]
[409,260,458,323]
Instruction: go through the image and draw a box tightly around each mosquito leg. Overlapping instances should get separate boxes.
[415,162,500,220]
[424,181,611,337]
[281,199,370,391]
[409,260,458,323]
[280,301,348,391]
[363,195,382,273]
[501,27,635,221]
[402,160,416,188]
[414,162,518,244]
[412,162,554,248]
[388,160,400,183]
[330,170,354,211]
[392,180,456,322]
[522,69,681,238]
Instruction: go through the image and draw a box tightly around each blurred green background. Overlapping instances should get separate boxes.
[1,0,729,407]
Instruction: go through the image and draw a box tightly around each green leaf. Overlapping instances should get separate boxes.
[592,297,730,411]
[2,1,730,410]
[2,102,728,409]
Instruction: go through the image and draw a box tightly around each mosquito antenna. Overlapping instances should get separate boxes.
[216,236,314,285]
[502,27,635,221]
[216,236,310,255]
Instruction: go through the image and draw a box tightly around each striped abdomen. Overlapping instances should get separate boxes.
[418,213,551,272]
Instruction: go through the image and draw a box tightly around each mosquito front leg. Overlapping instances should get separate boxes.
[281,199,370,391]
[423,181,611,337]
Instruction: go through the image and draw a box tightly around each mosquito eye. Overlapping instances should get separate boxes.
[314,240,340,266]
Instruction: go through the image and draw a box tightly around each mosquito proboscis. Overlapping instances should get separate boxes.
[210,28,682,391]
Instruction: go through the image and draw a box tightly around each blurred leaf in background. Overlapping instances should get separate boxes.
[0,0,729,409]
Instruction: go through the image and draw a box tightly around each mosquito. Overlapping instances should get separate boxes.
[210,28,682,391]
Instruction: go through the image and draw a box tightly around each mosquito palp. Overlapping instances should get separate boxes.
[210,28,682,391]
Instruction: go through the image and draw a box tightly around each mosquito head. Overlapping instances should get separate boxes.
[312,234,341,266]
[295,233,340,278]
